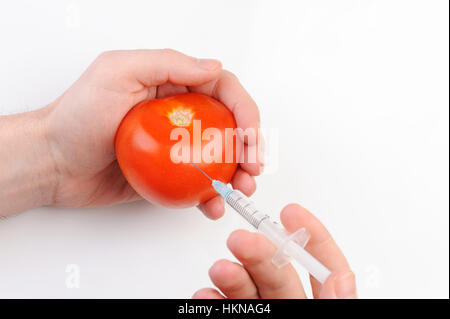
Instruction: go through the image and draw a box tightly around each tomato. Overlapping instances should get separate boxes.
[115,93,241,208]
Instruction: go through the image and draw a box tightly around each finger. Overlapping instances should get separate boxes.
[156,82,188,98]
[230,168,256,197]
[239,144,263,176]
[88,161,143,206]
[192,288,225,299]
[189,71,260,135]
[189,70,263,176]
[227,230,306,299]
[197,195,224,220]
[280,204,351,298]
[208,259,259,299]
[121,185,143,203]
[319,270,357,299]
[280,204,349,268]
[91,49,222,91]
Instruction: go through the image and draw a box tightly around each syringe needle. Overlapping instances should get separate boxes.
[190,163,213,182]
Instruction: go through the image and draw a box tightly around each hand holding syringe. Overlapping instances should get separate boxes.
[191,163,331,284]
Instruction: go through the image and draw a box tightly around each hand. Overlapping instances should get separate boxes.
[193,204,357,299]
[1,49,262,217]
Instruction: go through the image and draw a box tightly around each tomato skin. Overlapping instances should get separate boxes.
[115,93,241,208]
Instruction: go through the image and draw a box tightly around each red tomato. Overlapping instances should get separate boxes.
[115,93,241,208]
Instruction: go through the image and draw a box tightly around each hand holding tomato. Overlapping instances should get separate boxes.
[42,49,263,218]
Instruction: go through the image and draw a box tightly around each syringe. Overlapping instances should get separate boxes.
[191,164,331,284]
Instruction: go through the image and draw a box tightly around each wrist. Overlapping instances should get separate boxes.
[0,107,58,215]
[35,106,60,206]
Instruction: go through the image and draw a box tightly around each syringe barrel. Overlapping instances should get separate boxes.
[225,190,269,228]
[224,190,294,246]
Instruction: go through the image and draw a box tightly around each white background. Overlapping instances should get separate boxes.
[0,0,448,298]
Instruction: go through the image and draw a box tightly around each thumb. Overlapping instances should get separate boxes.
[92,49,222,88]
[319,270,357,299]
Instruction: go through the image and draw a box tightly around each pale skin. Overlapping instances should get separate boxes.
[193,204,357,299]
[0,49,356,298]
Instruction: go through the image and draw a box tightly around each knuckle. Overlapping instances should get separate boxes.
[89,51,123,79]
[94,50,121,68]
[223,70,239,81]
[97,50,116,61]
[159,48,180,56]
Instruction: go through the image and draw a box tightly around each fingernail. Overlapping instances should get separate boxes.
[335,271,357,299]
[197,58,221,71]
